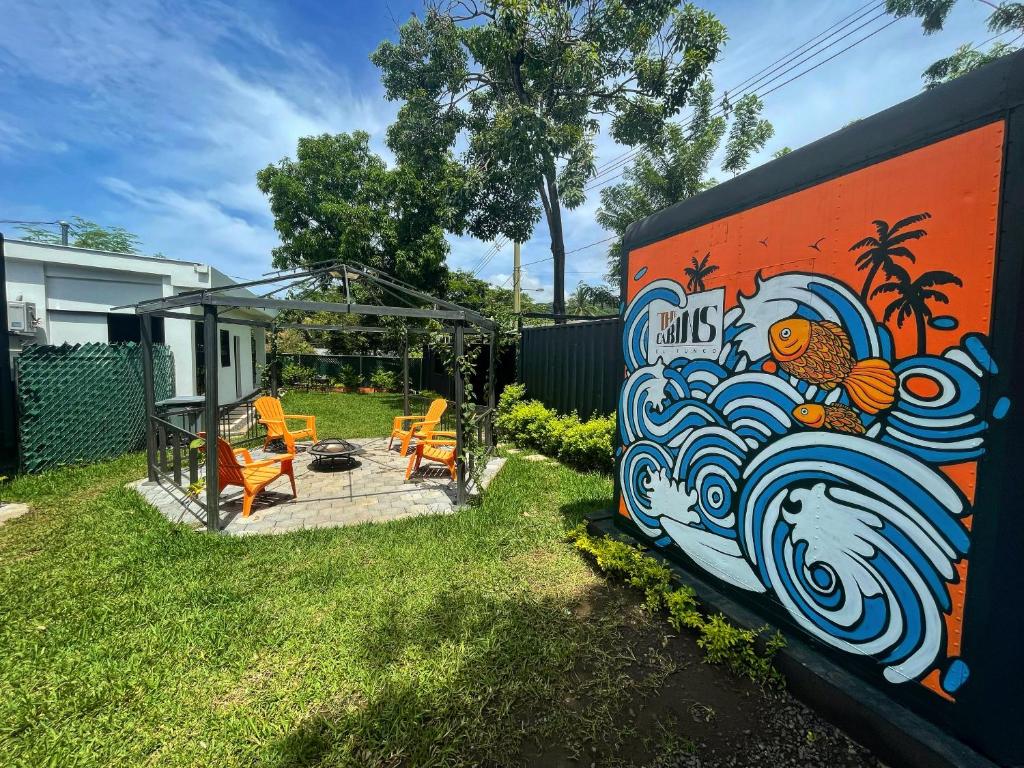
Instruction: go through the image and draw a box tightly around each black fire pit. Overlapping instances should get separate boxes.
[308,438,362,469]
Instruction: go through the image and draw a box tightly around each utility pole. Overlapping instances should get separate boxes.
[512,241,521,314]
[58,221,69,246]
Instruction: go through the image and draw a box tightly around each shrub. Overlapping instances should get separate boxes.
[281,362,315,385]
[370,367,398,392]
[337,364,361,390]
[567,525,785,685]
[496,383,615,472]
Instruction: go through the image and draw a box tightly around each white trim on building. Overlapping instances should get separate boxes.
[3,239,272,398]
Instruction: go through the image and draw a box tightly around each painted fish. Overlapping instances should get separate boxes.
[792,403,866,435]
[768,317,896,414]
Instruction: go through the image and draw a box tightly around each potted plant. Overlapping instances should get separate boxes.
[370,367,398,393]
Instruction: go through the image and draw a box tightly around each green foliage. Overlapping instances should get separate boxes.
[18,216,143,254]
[370,367,399,392]
[885,0,1022,86]
[922,41,1019,88]
[256,131,450,291]
[373,1,727,314]
[566,282,619,317]
[496,384,615,472]
[281,362,315,385]
[772,146,793,159]
[567,526,785,685]
[337,364,362,390]
[597,80,771,282]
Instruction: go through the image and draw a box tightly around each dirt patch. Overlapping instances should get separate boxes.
[519,587,880,768]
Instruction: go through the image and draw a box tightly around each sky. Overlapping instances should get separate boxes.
[0,0,1001,300]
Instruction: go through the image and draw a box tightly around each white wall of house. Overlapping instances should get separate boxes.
[3,239,271,398]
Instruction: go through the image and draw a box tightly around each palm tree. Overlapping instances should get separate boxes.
[684,253,719,292]
[870,264,962,354]
[850,212,932,300]
[566,282,619,317]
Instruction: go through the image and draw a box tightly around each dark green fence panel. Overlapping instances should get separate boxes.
[518,318,620,417]
[16,343,174,473]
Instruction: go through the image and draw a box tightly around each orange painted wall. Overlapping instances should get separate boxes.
[623,120,1006,698]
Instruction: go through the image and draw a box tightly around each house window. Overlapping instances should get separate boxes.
[220,329,230,367]
[107,314,164,344]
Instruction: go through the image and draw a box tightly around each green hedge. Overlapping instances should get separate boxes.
[496,384,615,472]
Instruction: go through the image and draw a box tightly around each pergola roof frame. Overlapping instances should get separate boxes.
[135,260,498,536]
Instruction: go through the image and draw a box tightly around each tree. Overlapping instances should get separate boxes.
[684,253,719,292]
[256,131,450,291]
[597,79,772,282]
[871,264,962,354]
[373,1,728,318]
[772,146,793,159]
[18,216,142,254]
[723,95,774,175]
[886,1,1022,86]
[849,213,931,300]
[566,282,619,316]
[922,41,1019,88]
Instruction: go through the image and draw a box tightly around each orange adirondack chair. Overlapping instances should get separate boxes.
[405,429,458,482]
[202,435,297,518]
[255,395,317,453]
[389,398,448,457]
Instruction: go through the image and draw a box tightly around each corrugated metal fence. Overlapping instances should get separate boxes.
[518,318,620,417]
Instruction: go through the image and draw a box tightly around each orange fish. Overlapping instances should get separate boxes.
[792,403,866,435]
[768,317,896,414]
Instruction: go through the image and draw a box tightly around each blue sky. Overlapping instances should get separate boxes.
[0,0,998,297]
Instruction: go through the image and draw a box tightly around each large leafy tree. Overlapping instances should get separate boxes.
[597,81,772,282]
[18,216,142,254]
[566,281,618,316]
[372,0,728,317]
[886,1,1022,86]
[256,131,451,291]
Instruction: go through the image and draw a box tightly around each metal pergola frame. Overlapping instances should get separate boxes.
[118,261,498,531]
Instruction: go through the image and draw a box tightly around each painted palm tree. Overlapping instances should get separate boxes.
[684,253,719,292]
[870,264,962,354]
[850,212,932,300]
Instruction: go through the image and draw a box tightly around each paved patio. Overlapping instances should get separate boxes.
[133,437,504,536]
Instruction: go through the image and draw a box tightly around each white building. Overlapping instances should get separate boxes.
[3,239,271,400]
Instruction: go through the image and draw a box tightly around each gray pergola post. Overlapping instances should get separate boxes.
[140,314,158,482]
[487,330,497,449]
[269,324,279,397]
[453,322,466,505]
[202,304,220,533]
[402,330,410,417]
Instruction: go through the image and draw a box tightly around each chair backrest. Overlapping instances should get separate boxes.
[255,396,285,424]
[198,433,246,485]
[425,398,447,424]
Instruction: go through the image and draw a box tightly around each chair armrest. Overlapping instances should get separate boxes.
[422,439,456,448]
[284,414,316,428]
[233,447,254,464]
[410,419,438,436]
[245,454,294,469]
[259,418,285,427]
[392,415,422,428]
[430,430,456,438]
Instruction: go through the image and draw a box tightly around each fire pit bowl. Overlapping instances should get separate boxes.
[308,438,362,469]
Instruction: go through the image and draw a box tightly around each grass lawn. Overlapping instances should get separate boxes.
[0,392,876,767]
[278,390,444,439]
[0,445,622,766]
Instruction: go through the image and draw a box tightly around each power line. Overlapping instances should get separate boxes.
[583,3,897,193]
[581,10,901,195]
[0,219,61,226]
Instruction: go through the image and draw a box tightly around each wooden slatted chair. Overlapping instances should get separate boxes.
[201,435,297,518]
[405,428,458,482]
[255,395,317,453]
[389,397,448,457]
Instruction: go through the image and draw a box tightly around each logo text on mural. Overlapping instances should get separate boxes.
[648,287,724,362]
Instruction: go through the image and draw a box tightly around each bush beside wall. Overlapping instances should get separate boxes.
[496,384,615,472]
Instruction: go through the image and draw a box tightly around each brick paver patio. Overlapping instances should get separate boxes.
[133,437,504,536]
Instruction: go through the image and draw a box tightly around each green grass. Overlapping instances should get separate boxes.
[0,398,633,767]
[278,391,442,439]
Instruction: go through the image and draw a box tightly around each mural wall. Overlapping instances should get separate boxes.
[618,122,1006,701]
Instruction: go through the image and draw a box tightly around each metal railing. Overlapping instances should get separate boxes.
[151,415,205,509]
